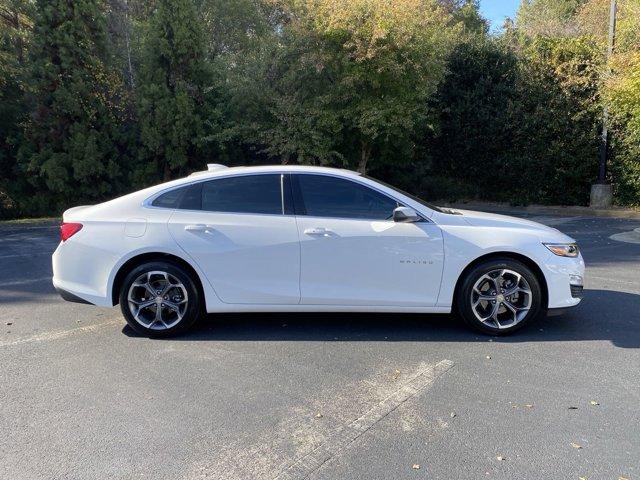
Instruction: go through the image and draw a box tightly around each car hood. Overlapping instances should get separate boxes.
[446,208,575,243]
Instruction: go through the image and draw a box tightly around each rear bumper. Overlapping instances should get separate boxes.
[54,286,93,305]
[52,239,115,307]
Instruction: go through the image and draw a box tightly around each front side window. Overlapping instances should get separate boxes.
[200,174,283,215]
[295,174,398,220]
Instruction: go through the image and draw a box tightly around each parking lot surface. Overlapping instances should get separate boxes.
[1,213,638,480]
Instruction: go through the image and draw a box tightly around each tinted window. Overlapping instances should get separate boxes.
[201,174,282,214]
[296,174,398,220]
[179,182,203,210]
[152,187,184,208]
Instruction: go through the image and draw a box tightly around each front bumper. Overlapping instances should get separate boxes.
[570,283,584,299]
[542,251,585,309]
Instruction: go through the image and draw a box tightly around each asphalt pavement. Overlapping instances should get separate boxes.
[0,213,638,480]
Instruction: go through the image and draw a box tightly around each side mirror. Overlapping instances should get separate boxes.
[393,206,420,223]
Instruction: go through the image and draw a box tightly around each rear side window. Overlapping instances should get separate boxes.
[201,174,283,214]
[294,174,398,220]
[151,187,184,208]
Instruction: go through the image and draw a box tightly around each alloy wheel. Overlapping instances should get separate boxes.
[127,271,188,330]
[470,268,532,329]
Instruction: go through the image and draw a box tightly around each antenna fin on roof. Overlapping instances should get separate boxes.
[207,163,228,171]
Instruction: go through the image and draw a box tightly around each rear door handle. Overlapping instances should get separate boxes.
[185,224,213,233]
[304,227,334,237]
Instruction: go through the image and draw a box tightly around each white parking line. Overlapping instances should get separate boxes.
[186,359,454,480]
[0,319,121,348]
[587,275,639,287]
[0,276,52,288]
[0,252,52,260]
[274,359,454,480]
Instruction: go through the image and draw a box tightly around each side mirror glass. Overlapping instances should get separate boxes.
[393,206,420,223]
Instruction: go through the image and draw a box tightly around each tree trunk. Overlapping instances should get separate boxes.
[163,161,171,182]
[357,141,371,175]
[124,0,135,89]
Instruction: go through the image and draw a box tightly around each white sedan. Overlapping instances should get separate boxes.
[52,164,584,337]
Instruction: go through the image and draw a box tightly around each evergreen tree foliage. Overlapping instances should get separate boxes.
[136,0,215,183]
[17,0,125,214]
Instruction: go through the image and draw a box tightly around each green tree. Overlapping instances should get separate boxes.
[430,34,602,205]
[0,0,33,217]
[516,0,587,36]
[237,0,456,174]
[136,0,216,182]
[17,0,125,214]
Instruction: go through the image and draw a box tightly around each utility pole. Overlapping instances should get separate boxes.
[591,0,616,207]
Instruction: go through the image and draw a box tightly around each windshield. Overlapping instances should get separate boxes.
[363,175,444,213]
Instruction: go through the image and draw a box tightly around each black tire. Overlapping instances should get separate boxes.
[456,257,543,335]
[119,261,201,338]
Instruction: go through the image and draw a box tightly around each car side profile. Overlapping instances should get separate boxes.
[52,164,584,337]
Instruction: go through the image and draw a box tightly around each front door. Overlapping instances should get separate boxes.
[293,173,444,306]
[168,173,300,304]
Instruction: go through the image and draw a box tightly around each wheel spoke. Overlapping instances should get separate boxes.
[131,299,155,308]
[502,300,518,324]
[480,301,499,323]
[473,294,495,307]
[164,301,181,313]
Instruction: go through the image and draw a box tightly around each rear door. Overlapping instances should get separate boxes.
[292,173,444,306]
[168,173,300,304]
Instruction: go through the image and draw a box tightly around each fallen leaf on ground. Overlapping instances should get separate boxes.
[524,404,534,408]
[571,443,582,449]
[393,369,401,379]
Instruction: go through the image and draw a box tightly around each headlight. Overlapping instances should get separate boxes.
[543,243,579,257]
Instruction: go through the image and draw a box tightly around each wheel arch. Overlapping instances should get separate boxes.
[111,252,206,306]
[452,251,549,311]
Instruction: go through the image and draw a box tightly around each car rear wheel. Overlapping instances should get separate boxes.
[119,261,201,337]
[456,258,543,335]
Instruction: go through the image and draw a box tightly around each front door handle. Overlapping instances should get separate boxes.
[304,227,334,237]
[185,224,213,233]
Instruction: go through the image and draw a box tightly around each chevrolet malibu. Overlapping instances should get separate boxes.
[52,165,584,337]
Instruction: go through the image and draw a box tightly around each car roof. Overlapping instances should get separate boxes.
[185,164,361,181]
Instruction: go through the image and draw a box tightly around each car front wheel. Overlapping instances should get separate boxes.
[456,258,543,335]
[119,261,201,337]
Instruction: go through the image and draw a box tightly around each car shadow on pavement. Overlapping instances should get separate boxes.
[121,289,640,348]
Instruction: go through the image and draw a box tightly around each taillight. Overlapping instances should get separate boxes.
[60,222,83,242]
